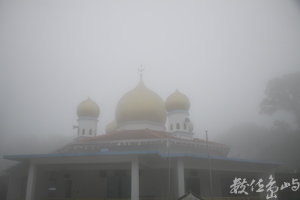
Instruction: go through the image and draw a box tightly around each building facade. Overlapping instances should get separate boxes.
[4,76,280,200]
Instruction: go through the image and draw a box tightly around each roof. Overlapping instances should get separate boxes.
[178,190,204,200]
[81,129,168,141]
[3,151,281,168]
[3,150,163,161]
[166,153,281,165]
[79,129,227,146]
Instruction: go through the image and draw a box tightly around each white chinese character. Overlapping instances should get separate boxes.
[291,178,299,191]
[255,178,264,193]
[280,182,290,190]
[247,179,256,192]
[266,175,278,199]
[230,177,248,195]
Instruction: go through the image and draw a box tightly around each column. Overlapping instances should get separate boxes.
[6,173,22,200]
[177,158,185,198]
[131,158,139,200]
[25,160,37,200]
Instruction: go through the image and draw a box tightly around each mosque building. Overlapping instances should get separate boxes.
[3,73,280,200]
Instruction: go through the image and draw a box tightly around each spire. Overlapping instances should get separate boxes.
[138,64,145,78]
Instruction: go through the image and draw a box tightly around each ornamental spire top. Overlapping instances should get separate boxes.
[138,64,145,78]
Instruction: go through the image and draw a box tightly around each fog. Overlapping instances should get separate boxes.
[1,1,300,171]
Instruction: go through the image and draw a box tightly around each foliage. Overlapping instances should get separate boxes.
[216,123,300,172]
[260,71,300,127]
[215,72,300,173]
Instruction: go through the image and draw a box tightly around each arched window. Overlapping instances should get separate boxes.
[184,123,187,130]
[170,124,173,131]
[176,123,180,129]
[82,129,85,135]
[89,129,92,135]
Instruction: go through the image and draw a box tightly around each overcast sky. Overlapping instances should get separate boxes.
[1,0,300,150]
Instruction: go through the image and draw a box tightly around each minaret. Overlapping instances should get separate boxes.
[165,90,194,140]
[76,97,100,138]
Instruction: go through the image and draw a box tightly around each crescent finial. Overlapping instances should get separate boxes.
[138,64,145,78]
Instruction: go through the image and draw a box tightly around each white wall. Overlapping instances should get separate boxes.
[78,118,98,137]
[116,121,166,131]
[167,112,189,132]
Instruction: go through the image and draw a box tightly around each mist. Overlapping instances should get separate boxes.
[1,1,300,171]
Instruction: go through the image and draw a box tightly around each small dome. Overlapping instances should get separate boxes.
[77,97,100,118]
[165,90,190,112]
[106,120,117,134]
[115,78,167,125]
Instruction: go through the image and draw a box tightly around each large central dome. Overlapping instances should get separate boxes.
[115,78,167,125]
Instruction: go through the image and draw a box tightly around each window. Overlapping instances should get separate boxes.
[176,123,180,129]
[89,129,92,135]
[82,129,85,135]
[184,123,187,130]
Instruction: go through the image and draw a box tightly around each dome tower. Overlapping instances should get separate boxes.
[105,120,117,134]
[165,90,194,140]
[76,97,100,137]
[115,76,167,131]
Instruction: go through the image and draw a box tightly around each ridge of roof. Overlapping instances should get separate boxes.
[192,137,228,146]
[77,129,228,147]
[79,129,168,142]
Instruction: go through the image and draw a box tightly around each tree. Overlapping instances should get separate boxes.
[215,123,300,172]
[260,71,300,128]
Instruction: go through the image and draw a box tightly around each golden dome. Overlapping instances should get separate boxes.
[77,97,100,118]
[106,120,117,134]
[115,78,167,125]
[165,90,190,112]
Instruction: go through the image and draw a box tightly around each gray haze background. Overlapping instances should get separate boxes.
[1,1,300,171]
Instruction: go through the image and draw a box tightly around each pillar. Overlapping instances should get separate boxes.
[131,158,139,200]
[6,173,22,200]
[177,158,185,198]
[25,160,37,200]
